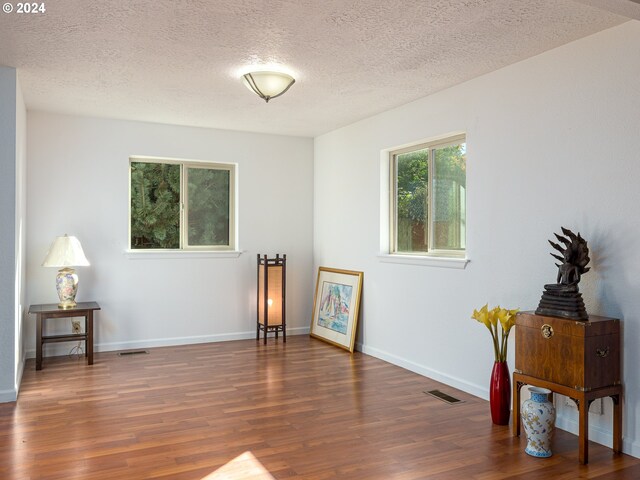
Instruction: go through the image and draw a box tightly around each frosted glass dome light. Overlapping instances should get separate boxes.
[242,71,295,103]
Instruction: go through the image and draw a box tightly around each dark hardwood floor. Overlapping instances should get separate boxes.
[1,335,638,479]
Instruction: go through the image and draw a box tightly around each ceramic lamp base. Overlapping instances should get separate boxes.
[56,267,79,309]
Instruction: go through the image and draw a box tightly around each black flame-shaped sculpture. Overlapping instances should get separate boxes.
[535,227,590,320]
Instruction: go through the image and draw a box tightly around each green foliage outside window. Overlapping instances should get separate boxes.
[397,149,429,252]
[433,143,466,250]
[397,149,429,224]
[187,168,230,246]
[130,162,180,249]
[130,161,233,249]
[395,141,466,253]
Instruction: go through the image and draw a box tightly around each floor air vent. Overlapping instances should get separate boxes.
[425,389,464,404]
[117,350,149,356]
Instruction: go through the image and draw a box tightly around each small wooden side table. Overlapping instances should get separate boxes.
[29,302,101,370]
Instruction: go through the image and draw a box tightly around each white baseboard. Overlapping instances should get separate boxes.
[555,412,640,458]
[15,351,25,393]
[356,342,489,400]
[629,439,640,459]
[0,388,17,403]
[25,326,310,358]
[555,413,613,448]
[0,353,26,403]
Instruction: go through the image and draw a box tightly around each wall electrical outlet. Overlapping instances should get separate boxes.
[71,320,81,334]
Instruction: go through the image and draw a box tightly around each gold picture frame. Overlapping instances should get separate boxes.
[310,267,363,353]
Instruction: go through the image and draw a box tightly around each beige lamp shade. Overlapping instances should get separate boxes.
[42,234,90,267]
[42,234,90,308]
[258,264,283,326]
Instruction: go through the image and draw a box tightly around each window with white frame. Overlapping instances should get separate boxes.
[390,135,466,256]
[129,157,236,250]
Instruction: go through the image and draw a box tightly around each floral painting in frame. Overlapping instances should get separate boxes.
[310,267,363,352]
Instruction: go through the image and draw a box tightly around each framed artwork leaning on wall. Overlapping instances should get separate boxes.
[310,267,363,353]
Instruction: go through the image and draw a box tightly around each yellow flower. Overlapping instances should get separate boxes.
[471,304,491,330]
[495,307,512,333]
[471,303,519,362]
[487,306,499,328]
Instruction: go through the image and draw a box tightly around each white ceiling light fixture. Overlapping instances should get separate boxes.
[242,71,295,103]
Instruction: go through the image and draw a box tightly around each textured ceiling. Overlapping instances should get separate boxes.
[0,1,632,137]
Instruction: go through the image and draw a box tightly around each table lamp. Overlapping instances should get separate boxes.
[42,234,90,309]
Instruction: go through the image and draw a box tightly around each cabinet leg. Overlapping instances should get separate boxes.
[612,394,622,454]
[578,395,589,465]
[513,379,524,437]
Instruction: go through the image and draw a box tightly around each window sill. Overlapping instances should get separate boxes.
[377,254,469,269]
[124,250,243,260]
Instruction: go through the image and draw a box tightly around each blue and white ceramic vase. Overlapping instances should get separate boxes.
[521,387,556,458]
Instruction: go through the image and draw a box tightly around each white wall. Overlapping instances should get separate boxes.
[0,66,26,403]
[314,21,640,456]
[0,66,17,401]
[26,114,314,355]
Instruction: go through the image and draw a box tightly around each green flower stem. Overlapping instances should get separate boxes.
[491,323,500,362]
[499,330,510,363]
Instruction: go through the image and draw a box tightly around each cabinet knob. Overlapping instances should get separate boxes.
[596,347,610,358]
[541,324,554,339]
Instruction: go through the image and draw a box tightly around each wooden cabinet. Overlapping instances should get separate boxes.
[515,312,620,390]
[513,312,622,464]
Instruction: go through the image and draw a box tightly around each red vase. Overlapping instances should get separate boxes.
[490,361,511,425]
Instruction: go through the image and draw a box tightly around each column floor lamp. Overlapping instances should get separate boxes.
[256,254,286,344]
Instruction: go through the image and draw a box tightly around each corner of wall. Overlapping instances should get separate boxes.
[15,72,27,398]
